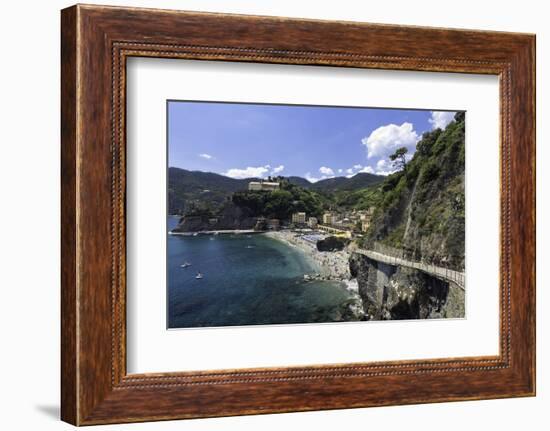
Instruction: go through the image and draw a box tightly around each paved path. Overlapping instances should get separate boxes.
[354,248,465,290]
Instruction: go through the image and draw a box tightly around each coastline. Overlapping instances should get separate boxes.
[168,227,364,321]
[263,231,352,283]
[263,231,363,320]
[168,227,356,293]
[169,229,258,236]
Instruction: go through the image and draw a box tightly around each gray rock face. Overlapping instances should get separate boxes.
[364,115,466,271]
[172,203,259,232]
[350,253,464,320]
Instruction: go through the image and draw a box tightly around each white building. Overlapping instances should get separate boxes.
[360,207,375,232]
[322,212,334,225]
[292,212,306,224]
[248,181,280,191]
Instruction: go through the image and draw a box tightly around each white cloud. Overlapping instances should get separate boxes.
[224,165,270,179]
[376,159,388,169]
[198,153,213,159]
[339,159,398,178]
[371,159,397,176]
[429,111,455,130]
[319,166,335,176]
[361,122,419,159]
[224,163,286,179]
[376,169,398,176]
[305,168,336,183]
[315,158,400,179]
[358,166,375,174]
[341,163,371,177]
[305,172,321,183]
[271,165,285,174]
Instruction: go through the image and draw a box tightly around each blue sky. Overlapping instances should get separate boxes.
[168,101,455,182]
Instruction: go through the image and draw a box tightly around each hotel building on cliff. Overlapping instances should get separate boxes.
[248,181,280,191]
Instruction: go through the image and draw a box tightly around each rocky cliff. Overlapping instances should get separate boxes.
[365,112,465,270]
[349,253,464,320]
[172,202,259,232]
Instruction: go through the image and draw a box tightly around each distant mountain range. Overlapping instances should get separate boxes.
[308,174,383,192]
[168,167,384,214]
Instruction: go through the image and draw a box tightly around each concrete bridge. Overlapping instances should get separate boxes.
[354,247,465,290]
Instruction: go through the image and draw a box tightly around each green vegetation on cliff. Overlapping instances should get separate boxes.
[362,112,465,269]
[168,168,247,215]
[232,179,327,220]
[309,172,383,192]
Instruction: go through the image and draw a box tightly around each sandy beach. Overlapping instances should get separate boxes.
[264,230,352,282]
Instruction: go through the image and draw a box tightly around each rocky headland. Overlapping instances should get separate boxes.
[349,253,465,320]
[171,202,258,233]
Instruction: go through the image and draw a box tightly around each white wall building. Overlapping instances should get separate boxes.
[248,181,280,191]
[292,212,306,224]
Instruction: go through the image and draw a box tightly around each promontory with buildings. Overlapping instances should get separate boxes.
[169,112,466,321]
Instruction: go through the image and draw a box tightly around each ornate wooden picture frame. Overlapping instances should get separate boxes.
[61,4,535,425]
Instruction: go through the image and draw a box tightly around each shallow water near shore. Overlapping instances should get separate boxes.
[167,216,357,328]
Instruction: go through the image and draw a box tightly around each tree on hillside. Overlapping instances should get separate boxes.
[389,147,408,172]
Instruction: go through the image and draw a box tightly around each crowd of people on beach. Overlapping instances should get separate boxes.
[265,230,352,281]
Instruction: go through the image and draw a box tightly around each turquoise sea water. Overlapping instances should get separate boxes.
[167,216,355,328]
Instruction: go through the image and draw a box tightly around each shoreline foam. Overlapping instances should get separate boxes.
[263,231,352,282]
[263,231,364,320]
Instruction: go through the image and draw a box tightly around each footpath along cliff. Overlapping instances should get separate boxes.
[350,113,466,320]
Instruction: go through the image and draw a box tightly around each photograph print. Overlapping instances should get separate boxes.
[167,101,465,329]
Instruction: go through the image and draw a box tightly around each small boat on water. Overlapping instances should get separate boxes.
[193,233,199,236]
[180,262,192,268]
[246,245,255,249]
[195,272,203,279]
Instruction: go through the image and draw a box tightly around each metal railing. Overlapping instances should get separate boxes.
[356,243,465,290]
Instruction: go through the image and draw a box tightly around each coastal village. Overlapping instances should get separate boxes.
[171,178,376,252]
[170,172,466,320]
[173,178,375,245]
[248,179,374,239]
[171,178,376,287]
[169,111,466,321]
[247,179,372,284]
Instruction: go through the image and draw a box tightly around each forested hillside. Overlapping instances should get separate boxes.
[168,167,383,214]
[362,112,465,269]
[232,180,327,220]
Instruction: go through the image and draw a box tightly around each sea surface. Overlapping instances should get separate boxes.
[167,216,355,328]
